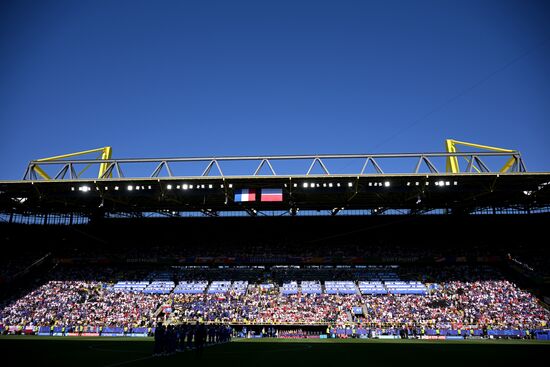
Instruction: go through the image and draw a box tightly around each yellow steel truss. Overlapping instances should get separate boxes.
[445,139,517,173]
[32,147,112,180]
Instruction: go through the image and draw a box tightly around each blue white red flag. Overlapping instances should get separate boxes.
[261,188,283,202]
[235,189,256,202]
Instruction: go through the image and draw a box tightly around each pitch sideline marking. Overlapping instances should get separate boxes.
[102,355,154,367]
[99,341,229,367]
[88,345,150,354]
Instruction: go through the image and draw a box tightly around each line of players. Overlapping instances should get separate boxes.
[153,323,232,356]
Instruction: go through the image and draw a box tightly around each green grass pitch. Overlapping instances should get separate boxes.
[0,336,548,367]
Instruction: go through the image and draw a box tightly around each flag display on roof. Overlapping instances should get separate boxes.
[234,188,256,202]
[260,188,283,202]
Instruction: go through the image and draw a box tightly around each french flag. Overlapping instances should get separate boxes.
[235,188,256,202]
[261,188,283,202]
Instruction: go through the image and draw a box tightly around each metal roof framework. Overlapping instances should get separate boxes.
[22,151,527,181]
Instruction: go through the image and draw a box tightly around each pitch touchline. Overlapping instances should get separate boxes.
[88,345,150,354]
[100,341,229,367]
[102,355,155,367]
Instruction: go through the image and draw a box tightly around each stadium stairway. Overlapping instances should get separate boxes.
[153,303,165,320]
[362,305,369,317]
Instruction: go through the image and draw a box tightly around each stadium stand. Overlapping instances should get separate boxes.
[281,281,299,295]
[301,281,322,294]
[173,281,208,294]
[0,214,549,340]
[144,281,175,294]
[2,262,548,340]
[385,281,427,295]
[358,281,387,295]
[325,281,357,295]
[231,281,248,294]
[207,281,232,294]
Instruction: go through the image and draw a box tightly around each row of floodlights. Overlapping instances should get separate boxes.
[73,184,229,192]
[74,185,154,192]
[300,182,349,188]
[299,180,458,188]
[406,181,458,186]
[299,182,387,188]
[73,180,458,193]
[166,183,223,190]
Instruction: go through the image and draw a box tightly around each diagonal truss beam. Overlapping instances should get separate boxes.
[306,158,330,175]
[253,159,277,176]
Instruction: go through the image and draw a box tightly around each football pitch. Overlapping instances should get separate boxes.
[0,336,548,367]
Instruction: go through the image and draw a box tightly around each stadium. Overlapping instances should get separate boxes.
[1,141,549,366]
[2,1,550,366]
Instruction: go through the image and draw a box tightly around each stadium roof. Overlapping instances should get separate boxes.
[1,172,549,217]
[1,146,548,219]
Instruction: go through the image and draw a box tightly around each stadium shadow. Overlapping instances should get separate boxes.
[0,337,549,367]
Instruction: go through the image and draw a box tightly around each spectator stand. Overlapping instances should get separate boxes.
[173,281,208,294]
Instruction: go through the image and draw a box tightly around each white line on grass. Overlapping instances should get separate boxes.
[88,345,150,354]
[99,341,229,367]
[102,355,155,367]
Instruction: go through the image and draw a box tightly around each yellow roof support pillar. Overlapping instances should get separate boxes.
[445,139,518,173]
[445,139,459,174]
[32,147,112,180]
[99,146,112,178]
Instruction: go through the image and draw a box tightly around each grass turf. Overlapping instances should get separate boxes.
[0,336,548,367]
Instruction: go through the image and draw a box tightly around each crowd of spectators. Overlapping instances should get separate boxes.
[171,286,355,325]
[1,265,548,332]
[1,280,164,329]
[362,280,548,329]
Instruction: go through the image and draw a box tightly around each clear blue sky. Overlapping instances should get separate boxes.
[1,0,549,179]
